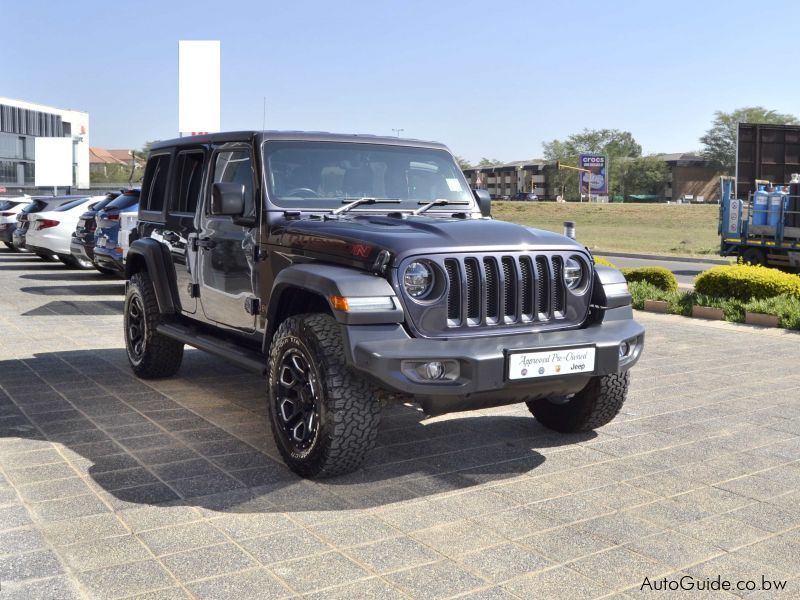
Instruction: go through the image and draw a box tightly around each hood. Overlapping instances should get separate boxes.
[271,214,586,266]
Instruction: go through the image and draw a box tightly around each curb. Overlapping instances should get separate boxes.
[594,251,731,265]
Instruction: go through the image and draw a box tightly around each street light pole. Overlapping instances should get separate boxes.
[391,128,404,138]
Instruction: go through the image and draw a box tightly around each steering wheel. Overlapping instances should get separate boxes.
[285,188,319,198]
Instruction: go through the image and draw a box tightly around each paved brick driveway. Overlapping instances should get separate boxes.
[0,249,799,599]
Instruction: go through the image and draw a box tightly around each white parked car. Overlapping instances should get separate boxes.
[25,196,106,268]
[0,196,31,251]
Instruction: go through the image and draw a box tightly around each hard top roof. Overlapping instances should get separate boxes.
[150,131,450,152]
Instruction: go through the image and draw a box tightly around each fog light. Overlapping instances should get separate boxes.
[619,341,630,358]
[401,359,460,383]
[423,361,445,380]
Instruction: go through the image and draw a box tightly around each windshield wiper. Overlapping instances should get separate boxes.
[331,197,402,215]
[413,199,471,215]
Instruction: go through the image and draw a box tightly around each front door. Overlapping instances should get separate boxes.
[197,146,258,332]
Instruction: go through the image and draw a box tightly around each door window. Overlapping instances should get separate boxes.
[141,154,171,213]
[171,152,205,215]
[212,150,254,217]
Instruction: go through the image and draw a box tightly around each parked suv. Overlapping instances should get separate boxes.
[92,190,140,274]
[70,191,120,270]
[125,132,644,477]
[0,196,30,250]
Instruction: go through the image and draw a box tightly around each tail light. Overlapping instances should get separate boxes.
[37,219,60,230]
[105,213,120,221]
[0,212,14,217]
[88,221,97,232]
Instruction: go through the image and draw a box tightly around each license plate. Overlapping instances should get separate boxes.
[507,347,596,380]
[96,236,108,248]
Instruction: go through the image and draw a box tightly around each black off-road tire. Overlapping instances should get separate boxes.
[124,271,184,379]
[3,242,18,251]
[527,372,630,433]
[267,313,381,478]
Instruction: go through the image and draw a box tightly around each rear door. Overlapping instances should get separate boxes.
[196,145,258,332]
[164,149,206,314]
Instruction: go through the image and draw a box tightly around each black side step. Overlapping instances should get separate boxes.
[157,323,266,375]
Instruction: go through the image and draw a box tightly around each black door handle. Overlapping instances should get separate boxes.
[196,237,216,249]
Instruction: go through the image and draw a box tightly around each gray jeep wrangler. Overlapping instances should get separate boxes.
[124,131,644,477]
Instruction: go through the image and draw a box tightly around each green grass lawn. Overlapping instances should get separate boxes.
[492,201,721,256]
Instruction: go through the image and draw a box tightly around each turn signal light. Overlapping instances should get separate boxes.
[329,295,396,312]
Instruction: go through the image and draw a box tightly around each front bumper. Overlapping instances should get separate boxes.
[344,306,644,414]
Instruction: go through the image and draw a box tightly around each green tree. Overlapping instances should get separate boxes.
[477,157,503,167]
[542,129,642,200]
[614,155,669,198]
[700,107,800,171]
[455,155,472,170]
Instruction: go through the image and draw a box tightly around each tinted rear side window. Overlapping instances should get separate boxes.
[55,198,90,212]
[0,200,20,210]
[171,152,205,214]
[141,154,171,212]
[105,192,140,211]
[88,196,115,212]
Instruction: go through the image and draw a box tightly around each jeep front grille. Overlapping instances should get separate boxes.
[398,250,596,339]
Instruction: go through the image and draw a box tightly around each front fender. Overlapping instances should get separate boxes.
[591,265,632,310]
[267,263,404,327]
[126,238,179,314]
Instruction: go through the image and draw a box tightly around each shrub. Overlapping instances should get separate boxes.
[628,281,689,315]
[743,294,800,329]
[593,256,617,268]
[620,266,678,292]
[694,264,800,300]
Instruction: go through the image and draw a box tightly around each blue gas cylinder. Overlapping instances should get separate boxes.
[753,185,769,225]
[768,185,785,227]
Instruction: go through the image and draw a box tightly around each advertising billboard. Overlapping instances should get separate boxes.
[579,153,608,196]
[35,137,73,187]
[179,40,221,135]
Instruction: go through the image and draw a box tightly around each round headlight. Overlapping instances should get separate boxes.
[564,257,584,290]
[403,261,433,298]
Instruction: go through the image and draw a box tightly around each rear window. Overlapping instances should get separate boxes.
[141,154,171,212]
[105,192,140,211]
[88,196,115,211]
[22,200,46,213]
[55,198,90,212]
[0,200,21,211]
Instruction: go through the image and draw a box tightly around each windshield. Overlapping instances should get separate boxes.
[263,141,474,211]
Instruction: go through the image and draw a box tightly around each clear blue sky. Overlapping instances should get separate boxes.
[6,0,799,162]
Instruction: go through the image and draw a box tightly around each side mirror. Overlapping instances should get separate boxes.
[473,189,492,217]
[210,182,245,216]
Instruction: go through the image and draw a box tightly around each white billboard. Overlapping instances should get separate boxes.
[179,40,221,134]
[35,137,73,187]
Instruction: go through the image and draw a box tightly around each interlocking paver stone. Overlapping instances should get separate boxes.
[1,251,799,599]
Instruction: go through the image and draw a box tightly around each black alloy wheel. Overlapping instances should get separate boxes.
[274,347,321,453]
[126,294,146,362]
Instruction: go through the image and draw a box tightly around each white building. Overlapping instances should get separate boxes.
[0,96,90,189]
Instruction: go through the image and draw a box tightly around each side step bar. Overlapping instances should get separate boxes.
[157,323,266,375]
